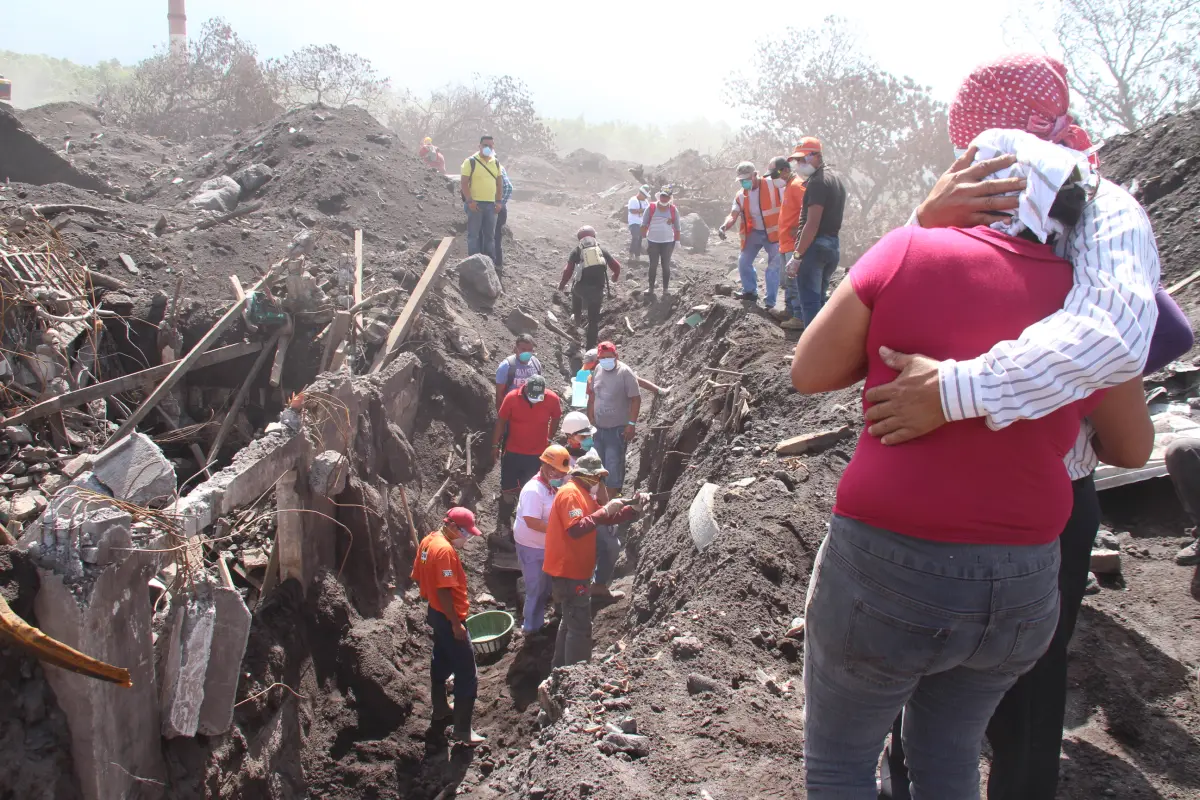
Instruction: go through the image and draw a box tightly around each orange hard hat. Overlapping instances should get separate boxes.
[540,445,571,472]
[790,137,822,158]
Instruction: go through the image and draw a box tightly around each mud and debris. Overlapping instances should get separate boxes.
[0,94,1198,800]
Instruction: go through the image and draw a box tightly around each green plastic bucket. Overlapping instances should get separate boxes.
[465,610,515,656]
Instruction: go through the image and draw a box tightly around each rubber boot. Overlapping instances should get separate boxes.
[451,696,486,746]
[431,680,454,723]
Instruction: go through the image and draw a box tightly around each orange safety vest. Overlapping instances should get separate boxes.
[737,177,782,250]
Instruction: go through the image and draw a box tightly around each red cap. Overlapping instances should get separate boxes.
[789,137,822,159]
[444,507,483,537]
[597,341,618,357]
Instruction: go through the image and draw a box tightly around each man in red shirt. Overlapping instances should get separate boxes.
[491,375,562,566]
[411,506,485,745]
[543,451,647,666]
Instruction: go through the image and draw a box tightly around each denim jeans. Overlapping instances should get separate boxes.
[466,200,497,261]
[803,515,1060,799]
[795,235,840,324]
[628,223,643,258]
[516,543,551,633]
[593,524,621,585]
[494,205,507,269]
[737,229,781,305]
[428,606,478,699]
[592,426,627,491]
[882,477,1102,800]
[647,241,674,292]
[551,576,592,667]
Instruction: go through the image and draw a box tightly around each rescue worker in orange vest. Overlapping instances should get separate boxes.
[773,154,807,325]
[542,451,649,667]
[411,506,486,745]
[717,161,783,308]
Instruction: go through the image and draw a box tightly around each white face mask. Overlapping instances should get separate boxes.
[773,177,787,188]
[527,394,544,404]
[795,162,816,178]
[482,146,494,157]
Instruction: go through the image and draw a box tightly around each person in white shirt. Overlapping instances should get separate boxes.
[627,185,652,261]
[513,445,571,634]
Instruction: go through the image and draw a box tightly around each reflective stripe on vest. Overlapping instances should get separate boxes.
[738,178,782,249]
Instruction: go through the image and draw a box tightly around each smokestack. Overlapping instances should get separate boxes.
[168,0,187,57]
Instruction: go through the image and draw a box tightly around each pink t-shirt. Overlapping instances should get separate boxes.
[835,225,1101,546]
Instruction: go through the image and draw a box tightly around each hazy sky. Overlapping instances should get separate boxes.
[3,0,1032,124]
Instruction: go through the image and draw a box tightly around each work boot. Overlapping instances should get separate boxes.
[780,317,806,331]
[1176,539,1200,566]
[737,291,759,302]
[451,696,486,746]
[591,584,626,603]
[431,680,454,723]
[768,307,792,322]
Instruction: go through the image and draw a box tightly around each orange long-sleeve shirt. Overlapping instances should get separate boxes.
[778,176,807,254]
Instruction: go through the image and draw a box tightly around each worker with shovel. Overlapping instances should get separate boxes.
[559,225,621,349]
[543,451,648,666]
[411,506,486,746]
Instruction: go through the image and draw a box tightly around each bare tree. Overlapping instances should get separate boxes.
[1038,0,1200,132]
[727,17,951,259]
[387,75,554,156]
[98,18,280,140]
[275,45,390,111]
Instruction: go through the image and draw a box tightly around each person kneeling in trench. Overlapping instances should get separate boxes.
[542,452,648,667]
[411,507,486,745]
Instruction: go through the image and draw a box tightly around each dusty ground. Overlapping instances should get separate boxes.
[1,101,1198,800]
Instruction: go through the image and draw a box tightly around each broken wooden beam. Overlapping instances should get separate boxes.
[353,228,365,334]
[775,425,853,456]
[398,485,420,550]
[205,330,281,468]
[321,311,352,372]
[31,204,111,218]
[370,236,454,373]
[105,263,279,446]
[0,593,132,687]
[2,341,263,427]
[82,267,129,291]
[1168,267,1200,296]
[269,320,294,389]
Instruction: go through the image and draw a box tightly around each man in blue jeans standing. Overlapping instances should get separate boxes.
[717,161,784,308]
[783,137,847,330]
[586,340,641,603]
[460,134,504,261]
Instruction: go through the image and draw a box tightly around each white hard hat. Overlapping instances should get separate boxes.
[561,411,595,436]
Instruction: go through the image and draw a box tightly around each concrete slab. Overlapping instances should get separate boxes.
[197,586,252,735]
[92,432,176,506]
[34,553,165,800]
[160,589,217,738]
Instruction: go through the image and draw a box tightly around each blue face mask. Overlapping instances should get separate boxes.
[579,436,593,450]
[739,178,754,190]
[482,146,494,157]
[517,351,533,364]
[599,358,616,371]
[549,477,565,488]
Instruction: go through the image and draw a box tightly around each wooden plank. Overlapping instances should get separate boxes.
[321,311,352,372]
[775,425,853,456]
[353,229,364,333]
[269,323,293,389]
[370,236,455,373]
[329,341,349,372]
[1168,267,1200,296]
[2,341,263,427]
[105,264,279,447]
[205,330,281,468]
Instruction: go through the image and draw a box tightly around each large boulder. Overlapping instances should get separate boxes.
[232,163,274,195]
[681,212,710,254]
[457,254,502,299]
[189,176,241,212]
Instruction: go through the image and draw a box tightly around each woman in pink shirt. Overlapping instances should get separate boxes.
[790,141,1153,798]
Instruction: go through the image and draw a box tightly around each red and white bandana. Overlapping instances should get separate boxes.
[949,53,1093,153]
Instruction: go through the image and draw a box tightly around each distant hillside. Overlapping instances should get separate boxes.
[0,51,126,109]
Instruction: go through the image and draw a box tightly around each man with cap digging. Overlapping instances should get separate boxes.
[411,507,486,745]
[491,374,563,569]
[718,161,784,308]
[783,137,847,330]
[543,451,649,666]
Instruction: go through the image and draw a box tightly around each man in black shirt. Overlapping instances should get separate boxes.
[783,137,848,330]
[558,226,621,348]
